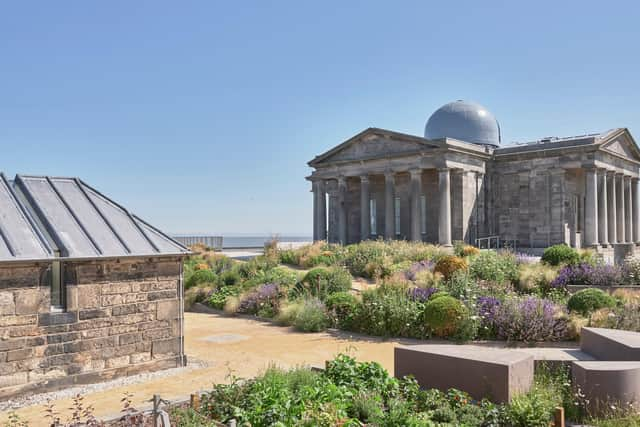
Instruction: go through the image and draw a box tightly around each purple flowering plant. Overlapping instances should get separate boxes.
[551,263,623,288]
[484,296,569,342]
[404,260,434,281]
[237,283,281,316]
[406,287,438,302]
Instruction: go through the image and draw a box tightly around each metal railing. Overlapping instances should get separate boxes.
[173,235,223,250]
[475,236,518,251]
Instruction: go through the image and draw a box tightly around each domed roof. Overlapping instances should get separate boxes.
[424,100,501,146]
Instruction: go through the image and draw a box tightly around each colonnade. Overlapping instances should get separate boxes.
[312,168,456,246]
[584,168,640,247]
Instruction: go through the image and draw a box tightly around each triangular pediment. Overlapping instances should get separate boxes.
[600,128,640,162]
[309,128,439,166]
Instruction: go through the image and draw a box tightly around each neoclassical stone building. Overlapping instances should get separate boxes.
[307,100,640,259]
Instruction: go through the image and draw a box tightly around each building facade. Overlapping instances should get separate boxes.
[307,101,640,260]
[0,174,189,398]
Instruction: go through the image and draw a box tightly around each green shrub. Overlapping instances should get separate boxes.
[207,286,239,310]
[434,255,468,281]
[568,288,616,315]
[423,295,468,337]
[444,270,479,300]
[541,244,580,266]
[279,249,300,265]
[301,267,352,299]
[469,250,518,285]
[504,384,558,427]
[347,391,384,423]
[185,269,217,289]
[219,269,241,287]
[275,301,303,326]
[356,286,425,338]
[325,291,360,330]
[293,298,329,332]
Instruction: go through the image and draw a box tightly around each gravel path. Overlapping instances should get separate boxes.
[0,358,209,413]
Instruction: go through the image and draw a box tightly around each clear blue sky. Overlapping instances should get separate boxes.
[1,1,639,236]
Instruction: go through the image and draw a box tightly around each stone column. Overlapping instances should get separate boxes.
[409,169,422,242]
[384,171,395,239]
[608,171,617,244]
[584,168,598,247]
[312,181,318,242]
[337,176,347,245]
[359,176,370,241]
[438,168,452,246]
[597,170,608,246]
[626,176,633,243]
[634,178,640,244]
[617,174,625,243]
[312,180,327,241]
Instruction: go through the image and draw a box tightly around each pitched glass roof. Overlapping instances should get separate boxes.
[0,173,188,262]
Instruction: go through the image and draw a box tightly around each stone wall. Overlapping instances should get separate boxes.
[0,257,183,399]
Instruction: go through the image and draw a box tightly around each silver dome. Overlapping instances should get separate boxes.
[424,100,501,146]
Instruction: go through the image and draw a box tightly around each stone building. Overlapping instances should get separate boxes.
[307,100,640,260]
[0,174,189,399]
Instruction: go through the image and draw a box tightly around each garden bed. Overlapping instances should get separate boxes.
[183,241,640,346]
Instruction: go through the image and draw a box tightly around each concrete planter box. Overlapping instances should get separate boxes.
[394,345,534,403]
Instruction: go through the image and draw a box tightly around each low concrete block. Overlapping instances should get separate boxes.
[394,345,534,403]
[572,361,640,416]
[581,328,640,361]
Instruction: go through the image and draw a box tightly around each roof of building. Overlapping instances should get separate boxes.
[424,100,501,147]
[0,173,189,262]
[495,128,626,155]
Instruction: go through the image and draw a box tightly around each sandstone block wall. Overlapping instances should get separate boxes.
[0,257,183,399]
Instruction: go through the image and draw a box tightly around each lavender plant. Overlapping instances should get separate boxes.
[487,297,570,342]
[237,283,281,317]
[551,263,623,288]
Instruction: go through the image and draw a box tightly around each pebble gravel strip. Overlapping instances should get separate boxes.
[0,358,209,413]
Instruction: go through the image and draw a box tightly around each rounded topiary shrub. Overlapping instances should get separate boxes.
[302,267,352,299]
[567,288,616,315]
[433,256,468,281]
[541,244,580,266]
[423,295,468,337]
[185,269,217,289]
[325,291,360,330]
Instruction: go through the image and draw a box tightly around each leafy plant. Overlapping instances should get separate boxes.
[293,298,329,332]
[300,267,352,299]
[469,250,518,285]
[185,268,217,289]
[325,291,360,330]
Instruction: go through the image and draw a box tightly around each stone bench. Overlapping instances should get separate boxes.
[572,361,640,416]
[394,345,534,403]
[581,327,640,361]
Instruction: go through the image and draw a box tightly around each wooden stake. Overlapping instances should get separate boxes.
[554,407,565,427]
[190,393,200,411]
